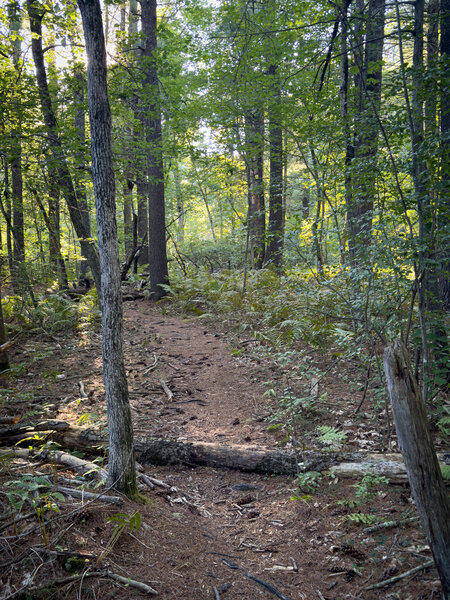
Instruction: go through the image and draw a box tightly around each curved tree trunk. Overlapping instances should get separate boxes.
[76,0,137,497]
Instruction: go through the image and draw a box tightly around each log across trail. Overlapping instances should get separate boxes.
[3,420,448,483]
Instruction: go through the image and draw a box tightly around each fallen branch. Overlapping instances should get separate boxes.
[55,486,121,505]
[158,379,174,402]
[365,559,435,590]
[4,568,158,600]
[363,515,419,534]
[222,557,290,600]
[107,571,158,594]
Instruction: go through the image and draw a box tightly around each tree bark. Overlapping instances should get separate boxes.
[265,64,284,270]
[8,1,25,269]
[384,342,450,599]
[348,0,385,261]
[0,285,9,372]
[26,0,101,293]
[245,109,265,269]
[140,0,169,300]
[76,0,137,497]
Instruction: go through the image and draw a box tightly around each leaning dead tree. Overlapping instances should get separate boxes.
[384,341,450,599]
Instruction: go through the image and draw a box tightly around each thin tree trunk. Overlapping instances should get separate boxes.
[174,162,184,244]
[76,0,137,497]
[136,180,149,266]
[27,0,101,293]
[141,0,169,300]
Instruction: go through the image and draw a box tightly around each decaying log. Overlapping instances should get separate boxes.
[384,342,450,599]
[1,421,447,482]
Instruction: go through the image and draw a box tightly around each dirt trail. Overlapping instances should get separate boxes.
[1,300,437,600]
[124,302,274,447]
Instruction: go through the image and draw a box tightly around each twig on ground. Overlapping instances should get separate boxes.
[143,353,158,374]
[213,586,221,600]
[365,559,435,590]
[221,557,291,600]
[158,379,174,402]
[78,381,88,398]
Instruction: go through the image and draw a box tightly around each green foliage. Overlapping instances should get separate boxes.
[344,513,378,526]
[4,473,65,545]
[353,473,389,503]
[98,511,142,563]
[316,425,347,448]
[440,464,450,481]
[294,470,323,494]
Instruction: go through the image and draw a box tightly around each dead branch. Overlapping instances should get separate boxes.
[363,515,419,534]
[365,559,435,590]
[158,378,174,402]
[55,486,122,505]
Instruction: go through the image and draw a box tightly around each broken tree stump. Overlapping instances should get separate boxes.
[384,341,450,600]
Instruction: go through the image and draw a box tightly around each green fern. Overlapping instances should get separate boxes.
[317,425,347,447]
[344,513,378,526]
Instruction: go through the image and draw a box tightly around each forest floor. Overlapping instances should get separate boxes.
[0,296,446,600]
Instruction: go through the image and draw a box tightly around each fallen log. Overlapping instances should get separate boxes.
[1,422,447,481]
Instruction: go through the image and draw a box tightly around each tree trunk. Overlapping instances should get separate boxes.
[76,0,137,497]
[140,0,169,300]
[0,285,9,372]
[8,1,25,269]
[245,109,265,269]
[26,0,101,293]
[265,65,284,270]
[384,342,450,599]
[348,0,385,261]
[174,161,184,244]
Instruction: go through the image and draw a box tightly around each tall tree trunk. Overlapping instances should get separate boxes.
[76,0,137,497]
[140,0,169,300]
[72,60,94,277]
[265,65,284,270]
[27,0,101,293]
[244,109,265,269]
[348,0,385,261]
[8,1,25,270]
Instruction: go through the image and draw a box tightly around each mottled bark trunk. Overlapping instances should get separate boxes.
[76,0,137,497]
[265,65,284,270]
[27,0,101,293]
[141,0,169,300]
[245,109,265,269]
[123,179,134,257]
